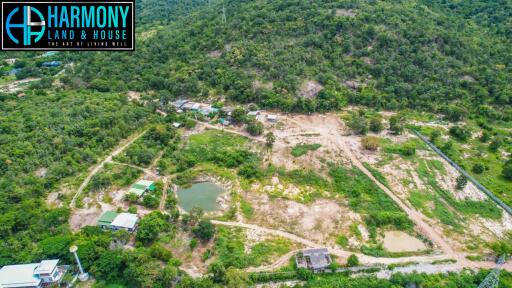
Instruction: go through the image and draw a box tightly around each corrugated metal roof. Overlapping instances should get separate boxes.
[129,187,145,197]
[111,213,138,229]
[34,260,59,274]
[0,263,41,288]
[97,211,118,226]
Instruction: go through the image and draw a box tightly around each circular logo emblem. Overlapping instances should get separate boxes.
[6,6,46,45]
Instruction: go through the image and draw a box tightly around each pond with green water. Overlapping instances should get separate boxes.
[176,182,224,212]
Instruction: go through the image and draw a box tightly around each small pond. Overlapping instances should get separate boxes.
[176,182,224,212]
[383,231,427,253]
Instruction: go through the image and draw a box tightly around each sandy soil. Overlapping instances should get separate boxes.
[335,9,357,17]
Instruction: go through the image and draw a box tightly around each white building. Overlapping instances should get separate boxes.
[0,259,66,288]
[110,213,139,232]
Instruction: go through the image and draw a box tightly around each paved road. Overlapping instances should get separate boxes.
[70,130,147,208]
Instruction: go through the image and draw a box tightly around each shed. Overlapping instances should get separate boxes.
[97,211,118,229]
[172,122,182,128]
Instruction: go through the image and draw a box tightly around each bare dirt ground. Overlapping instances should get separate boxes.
[0,77,40,93]
[298,80,323,99]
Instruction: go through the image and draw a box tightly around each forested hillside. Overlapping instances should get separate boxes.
[66,0,512,121]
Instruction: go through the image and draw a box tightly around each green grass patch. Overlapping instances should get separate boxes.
[363,162,390,189]
[329,166,413,231]
[214,226,292,269]
[416,159,502,221]
[291,143,321,157]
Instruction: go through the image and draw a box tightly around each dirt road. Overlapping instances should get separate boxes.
[70,129,147,208]
[283,116,456,255]
[212,220,512,272]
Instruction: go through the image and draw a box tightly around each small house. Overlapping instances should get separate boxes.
[172,122,182,128]
[0,259,67,288]
[97,211,139,232]
[42,61,61,67]
[266,114,278,122]
[295,248,332,272]
[129,180,155,198]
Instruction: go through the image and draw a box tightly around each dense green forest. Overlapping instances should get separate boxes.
[62,0,512,121]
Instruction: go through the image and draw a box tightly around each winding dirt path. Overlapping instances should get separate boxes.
[211,220,452,266]
[70,129,147,208]
[283,116,456,255]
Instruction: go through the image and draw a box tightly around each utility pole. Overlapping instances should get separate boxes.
[70,245,89,281]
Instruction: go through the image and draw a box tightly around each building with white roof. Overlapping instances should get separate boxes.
[0,259,66,288]
[110,213,139,232]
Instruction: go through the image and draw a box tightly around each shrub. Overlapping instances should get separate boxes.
[503,160,512,180]
[347,113,368,135]
[389,115,405,135]
[361,136,380,151]
[347,254,359,267]
[449,126,471,142]
[472,163,485,174]
[456,175,467,190]
[193,220,215,242]
[246,120,264,136]
[369,117,384,133]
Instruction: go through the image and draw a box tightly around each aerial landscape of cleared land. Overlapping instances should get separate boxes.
[1,0,512,288]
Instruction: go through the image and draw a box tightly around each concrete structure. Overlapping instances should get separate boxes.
[129,180,155,197]
[247,110,260,117]
[97,212,139,232]
[295,248,332,272]
[0,259,66,288]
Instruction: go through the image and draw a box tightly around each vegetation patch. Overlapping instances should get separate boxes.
[329,166,413,232]
[291,143,321,157]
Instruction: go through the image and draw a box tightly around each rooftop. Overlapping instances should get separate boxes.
[34,259,59,274]
[111,213,138,229]
[137,180,154,187]
[97,211,118,226]
[0,259,60,288]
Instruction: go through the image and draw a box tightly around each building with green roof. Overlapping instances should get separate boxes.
[97,211,118,229]
[128,180,155,197]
